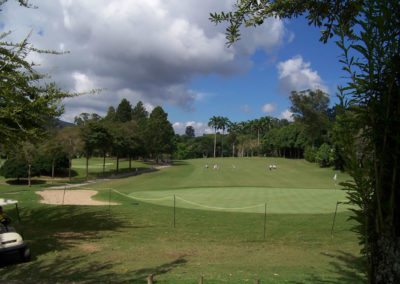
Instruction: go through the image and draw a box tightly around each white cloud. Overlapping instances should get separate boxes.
[280,109,294,122]
[262,103,276,113]
[277,55,327,95]
[2,0,291,121]
[72,72,95,93]
[173,121,212,136]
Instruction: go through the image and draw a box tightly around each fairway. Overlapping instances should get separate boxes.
[121,187,349,214]
[0,158,364,283]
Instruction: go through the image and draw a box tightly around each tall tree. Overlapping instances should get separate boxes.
[131,101,148,122]
[115,98,132,123]
[80,121,112,180]
[57,126,83,181]
[218,116,230,157]
[146,106,175,163]
[208,116,220,158]
[289,89,330,148]
[108,123,131,174]
[227,121,241,157]
[21,142,37,187]
[185,125,195,138]
[211,1,400,282]
[104,106,116,122]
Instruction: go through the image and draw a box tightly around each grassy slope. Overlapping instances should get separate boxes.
[0,158,364,283]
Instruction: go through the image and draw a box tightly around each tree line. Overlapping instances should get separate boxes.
[175,89,339,170]
[1,98,175,183]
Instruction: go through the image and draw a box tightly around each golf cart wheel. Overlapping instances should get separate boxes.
[19,247,31,262]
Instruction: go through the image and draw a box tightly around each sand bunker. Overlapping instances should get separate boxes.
[37,190,119,206]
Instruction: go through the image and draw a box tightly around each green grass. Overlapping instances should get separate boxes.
[0,157,365,283]
[122,187,349,214]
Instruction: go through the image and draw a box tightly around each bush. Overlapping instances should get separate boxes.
[0,156,40,179]
[0,152,69,179]
[316,143,334,167]
[304,146,317,163]
[33,153,69,176]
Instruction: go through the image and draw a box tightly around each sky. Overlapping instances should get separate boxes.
[1,0,346,135]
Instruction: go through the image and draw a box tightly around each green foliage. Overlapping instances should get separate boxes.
[290,89,330,147]
[31,152,69,176]
[0,2,77,147]
[115,98,132,123]
[0,155,35,179]
[131,101,148,122]
[210,0,362,45]
[104,106,116,122]
[146,106,175,161]
[304,146,317,163]
[0,149,68,179]
[315,143,334,168]
[184,125,195,137]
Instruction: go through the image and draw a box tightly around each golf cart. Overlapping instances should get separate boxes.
[0,198,30,263]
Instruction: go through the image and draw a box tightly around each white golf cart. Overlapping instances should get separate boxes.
[0,198,30,263]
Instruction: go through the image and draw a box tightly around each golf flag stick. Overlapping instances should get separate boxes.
[330,201,341,237]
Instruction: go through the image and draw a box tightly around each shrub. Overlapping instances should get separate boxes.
[304,146,317,163]
[316,143,334,167]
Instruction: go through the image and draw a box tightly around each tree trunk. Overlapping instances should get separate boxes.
[221,130,224,158]
[51,158,55,183]
[116,156,119,174]
[68,155,72,182]
[213,130,217,158]
[103,152,106,176]
[86,156,89,181]
[28,163,31,187]
[129,155,132,170]
[370,235,400,283]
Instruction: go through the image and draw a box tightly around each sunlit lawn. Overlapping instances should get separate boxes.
[0,157,365,283]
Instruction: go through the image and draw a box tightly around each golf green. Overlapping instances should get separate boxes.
[118,187,350,214]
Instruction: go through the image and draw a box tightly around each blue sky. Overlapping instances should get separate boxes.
[2,1,346,135]
[167,17,345,133]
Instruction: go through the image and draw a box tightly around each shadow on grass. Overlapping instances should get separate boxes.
[290,250,366,284]
[171,160,189,166]
[6,179,47,185]
[0,254,187,283]
[0,205,145,264]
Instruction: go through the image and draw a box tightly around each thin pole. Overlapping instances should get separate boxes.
[108,188,111,217]
[331,201,340,238]
[173,195,176,228]
[263,203,267,240]
[62,185,67,205]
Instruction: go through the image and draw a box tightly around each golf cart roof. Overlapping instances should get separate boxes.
[0,198,18,206]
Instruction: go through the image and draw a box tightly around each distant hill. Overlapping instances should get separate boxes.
[48,119,75,129]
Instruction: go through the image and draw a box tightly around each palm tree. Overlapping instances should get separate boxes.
[227,121,241,157]
[208,116,220,158]
[218,116,230,157]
